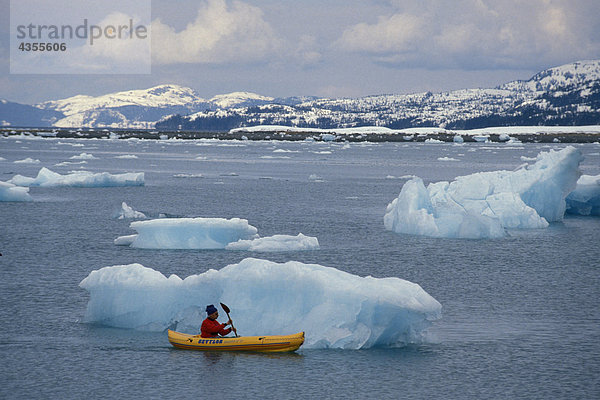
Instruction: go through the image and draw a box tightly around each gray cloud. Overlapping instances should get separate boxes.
[336,0,600,69]
[152,0,282,64]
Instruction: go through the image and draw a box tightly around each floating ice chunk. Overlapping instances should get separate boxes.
[54,161,87,167]
[79,258,442,348]
[14,158,40,164]
[122,217,259,249]
[173,173,203,178]
[499,133,521,144]
[115,154,138,159]
[70,152,97,160]
[114,234,137,246]
[8,167,144,187]
[260,155,290,159]
[453,135,464,143]
[384,146,583,239]
[226,233,319,252]
[566,174,600,216]
[115,202,146,220]
[425,138,444,144]
[520,156,537,161]
[0,181,32,202]
[437,157,458,161]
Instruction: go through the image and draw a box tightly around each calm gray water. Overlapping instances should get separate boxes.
[1,137,599,399]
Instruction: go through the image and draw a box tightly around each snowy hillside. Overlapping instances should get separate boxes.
[209,92,275,109]
[159,59,600,131]
[37,84,210,129]
[29,86,276,129]
[501,60,600,92]
[40,84,207,114]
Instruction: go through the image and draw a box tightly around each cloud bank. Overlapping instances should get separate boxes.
[336,0,600,69]
[151,0,282,64]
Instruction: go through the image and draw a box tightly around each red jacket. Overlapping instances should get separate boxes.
[200,318,232,338]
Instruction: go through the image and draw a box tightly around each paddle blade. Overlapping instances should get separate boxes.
[220,302,231,314]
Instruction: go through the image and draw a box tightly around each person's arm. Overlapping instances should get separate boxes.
[218,322,232,336]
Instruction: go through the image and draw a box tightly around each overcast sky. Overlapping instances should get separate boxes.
[1,0,599,103]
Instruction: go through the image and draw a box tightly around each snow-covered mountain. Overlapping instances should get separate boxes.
[158,59,600,131]
[1,59,598,129]
[37,84,210,129]
[209,92,274,109]
[27,86,277,129]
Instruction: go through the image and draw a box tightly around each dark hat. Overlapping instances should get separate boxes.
[206,304,218,315]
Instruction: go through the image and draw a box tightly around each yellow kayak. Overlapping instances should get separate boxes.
[168,330,305,353]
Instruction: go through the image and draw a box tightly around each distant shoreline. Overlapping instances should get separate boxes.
[2,126,600,143]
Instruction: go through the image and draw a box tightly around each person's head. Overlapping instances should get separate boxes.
[206,304,218,319]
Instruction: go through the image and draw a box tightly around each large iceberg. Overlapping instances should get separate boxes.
[384,146,583,239]
[8,167,144,187]
[225,233,319,252]
[566,174,600,216]
[79,258,442,349]
[0,181,33,202]
[120,217,259,249]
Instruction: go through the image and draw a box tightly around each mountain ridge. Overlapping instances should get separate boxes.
[1,59,599,129]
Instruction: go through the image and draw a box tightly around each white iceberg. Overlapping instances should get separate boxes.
[8,167,144,187]
[225,233,319,252]
[566,174,600,216]
[114,234,137,246]
[14,158,40,164]
[384,146,583,239]
[79,258,442,349]
[0,181,32,202]
[114,202,146,220]
[70,152,97,160]
[119,217,259,249]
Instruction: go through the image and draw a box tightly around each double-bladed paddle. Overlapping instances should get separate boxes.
[220,302,238,337]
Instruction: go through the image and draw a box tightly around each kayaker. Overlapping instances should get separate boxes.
[200,304,236,338]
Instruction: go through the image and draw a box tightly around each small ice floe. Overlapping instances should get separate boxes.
[260,155,291,159]
[0,181,32,202]
[225,233,319,252]
[8,167,144,187]
[114,202,147,220]
[173,173,203,178]
[70,152,97,160]
[14,158,40,164]
[115,217,259,249]
[437,157,459,161]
